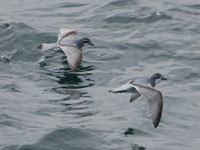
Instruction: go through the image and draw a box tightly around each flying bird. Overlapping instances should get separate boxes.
[38,28,94,72]
[109,73,167,128]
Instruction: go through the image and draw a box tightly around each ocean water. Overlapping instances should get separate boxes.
[0,0,200,149]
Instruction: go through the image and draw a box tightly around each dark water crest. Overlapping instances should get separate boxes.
[0,0,200,150]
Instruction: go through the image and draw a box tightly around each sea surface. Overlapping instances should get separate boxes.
[0,0,200,150]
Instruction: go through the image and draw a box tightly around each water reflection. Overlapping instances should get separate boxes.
[39,61,95,119]
[41,64,94,88]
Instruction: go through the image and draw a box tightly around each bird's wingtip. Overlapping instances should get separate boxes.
[153,122,159,128]
[69,66,78,72]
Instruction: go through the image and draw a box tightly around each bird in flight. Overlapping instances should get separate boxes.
[109,73,167,128]
[38,28,94,72]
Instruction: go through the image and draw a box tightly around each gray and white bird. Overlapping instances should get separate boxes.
[38,28,94,72]
[109,73,167,128]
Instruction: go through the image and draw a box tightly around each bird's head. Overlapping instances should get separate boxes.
[81,37,94,46]
[151,73,167,84]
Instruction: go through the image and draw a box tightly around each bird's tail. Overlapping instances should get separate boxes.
[38,43,60,51]
[109,83,135,93]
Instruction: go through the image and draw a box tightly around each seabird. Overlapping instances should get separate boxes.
[38,28,94,72]
[109,73,167,128]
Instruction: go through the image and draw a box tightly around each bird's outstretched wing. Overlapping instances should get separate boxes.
[130,83,163,128]
[57,28,77,43]
[130,93,141,102]
[57,28,82,72]
[59,45,82,72]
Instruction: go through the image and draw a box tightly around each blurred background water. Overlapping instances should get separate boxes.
[0,0,200,149]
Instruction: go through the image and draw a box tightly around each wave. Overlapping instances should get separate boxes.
[2,128,105,150]
[104,12,173,24]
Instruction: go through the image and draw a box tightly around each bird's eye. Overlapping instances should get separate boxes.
[155,75,161,79]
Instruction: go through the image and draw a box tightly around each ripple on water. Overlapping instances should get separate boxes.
[104,12,173,24]
[186,4,200,9]
[169,8,200,15]
[52,2,88,8]
[0,114,24,129]
[0,22,49,63]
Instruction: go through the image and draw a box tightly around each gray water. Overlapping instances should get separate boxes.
[0,0,200,149]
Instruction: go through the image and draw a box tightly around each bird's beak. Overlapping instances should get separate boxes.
[88,41,94,46]
[161,76,167,80]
